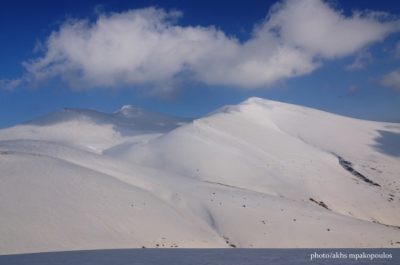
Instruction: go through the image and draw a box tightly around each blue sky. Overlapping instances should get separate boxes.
[1,0,400,128]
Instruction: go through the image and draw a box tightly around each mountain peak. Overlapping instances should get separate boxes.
[120,105,136,111]
[115,105,144,118]
[243,97,264,103]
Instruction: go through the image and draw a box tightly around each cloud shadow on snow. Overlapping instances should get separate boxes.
[372,130,400,157]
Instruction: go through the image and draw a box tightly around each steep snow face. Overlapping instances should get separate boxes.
[238,98,400,160]
[0,106,192,152]
[1,98,400,255]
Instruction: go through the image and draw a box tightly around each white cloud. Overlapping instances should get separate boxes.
[345,52,373,70]
[6,0,400,95]
[255,1,396,58]
[381,68,400,92]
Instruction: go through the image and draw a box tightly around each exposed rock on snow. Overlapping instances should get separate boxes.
[337,156,380,187]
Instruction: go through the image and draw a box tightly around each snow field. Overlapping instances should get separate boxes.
[1,98,399,254]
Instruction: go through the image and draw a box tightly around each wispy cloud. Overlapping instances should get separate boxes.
[338,85,361,98]
[4,0,400,96]
[396,42,400,58]
[0,78,23,91]
[345,52,373,70]
[347,85,361,95]
[381,68,400,92]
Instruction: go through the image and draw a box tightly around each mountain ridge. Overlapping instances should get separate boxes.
[1,97,399,254]
[0,104,192,152]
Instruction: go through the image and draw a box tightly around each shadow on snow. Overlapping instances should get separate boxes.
[372,130,400,157]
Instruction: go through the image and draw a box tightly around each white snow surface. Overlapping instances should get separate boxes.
[0,105,191,152]
[1,98,400,254]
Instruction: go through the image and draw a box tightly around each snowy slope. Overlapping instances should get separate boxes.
[0,105,191,152]
[1,98,400,255]
[105,98,400,226]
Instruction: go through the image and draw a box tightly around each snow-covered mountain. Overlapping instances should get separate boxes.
[1,98,399,254]
[0,105,192,152]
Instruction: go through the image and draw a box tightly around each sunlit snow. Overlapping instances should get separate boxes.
[1,98,399,255]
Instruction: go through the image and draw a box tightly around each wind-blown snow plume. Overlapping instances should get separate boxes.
[5,0,400,93]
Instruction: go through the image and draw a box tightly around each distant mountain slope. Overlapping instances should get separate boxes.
[0,106,192,152]
[1,98,399,254]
